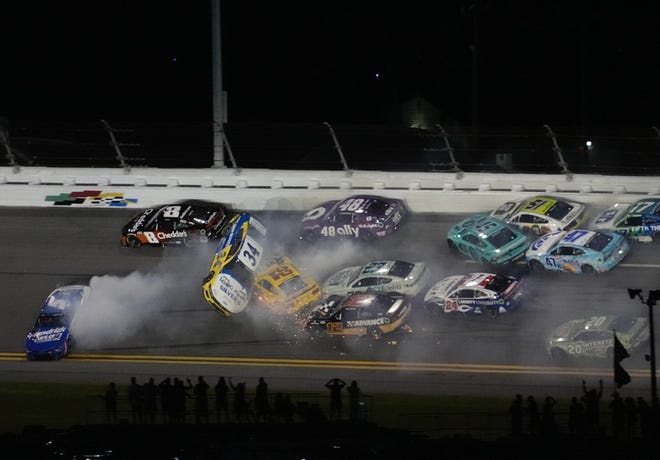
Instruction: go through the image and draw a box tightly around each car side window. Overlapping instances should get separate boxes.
[463,234,485,248]
[335,213,352,225]
[556,246,574,256]
[517,214,535,224]
[257,280,278,295]
[475,290,489,298]
[532,216,548,224]
[457,289,474,298]
[354,277,378,288]
[621,216,642,227]
[377,277,392,285]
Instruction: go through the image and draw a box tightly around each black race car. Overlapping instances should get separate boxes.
[121,202,233,248]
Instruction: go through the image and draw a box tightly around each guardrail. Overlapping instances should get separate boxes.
[1,166,659,212]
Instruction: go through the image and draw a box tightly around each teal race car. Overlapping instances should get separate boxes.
[447,215,530,265]
[526,228,629,274]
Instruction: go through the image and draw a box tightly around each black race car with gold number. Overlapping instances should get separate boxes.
[304,292,412,340]
[121,202,233,248]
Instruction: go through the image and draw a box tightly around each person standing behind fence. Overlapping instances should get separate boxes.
[347,380,362,422]
[159,377,173,424]
[255,377,270,423]
[229,377,249,422]
[214,376,230,423]
[568,396,584,439]
[103,382,118,424]
[325,378,346,421]
[194,376,210,424]
[142,377,159,424]
[509,394,524,440]
[128,377,143,424]
[581,379,603,436]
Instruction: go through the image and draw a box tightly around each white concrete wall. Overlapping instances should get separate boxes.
[1,166,659,212]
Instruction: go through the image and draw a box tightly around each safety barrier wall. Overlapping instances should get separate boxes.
[1,166,659,212]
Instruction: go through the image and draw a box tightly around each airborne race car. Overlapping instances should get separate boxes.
[298,195,406,242]
[121,202,232,248]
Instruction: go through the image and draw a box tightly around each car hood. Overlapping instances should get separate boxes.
[591,203,632,229]
[424,275,463,300]
[300,200,340,226]
[323,266,361,290]
[526,231,565,256]
[209,273,252,314]
[25,326,69,351]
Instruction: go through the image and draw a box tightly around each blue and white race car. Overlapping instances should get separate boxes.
[526,229,629,274]
[25,284,91,360]
[202,213,269,316]
[590,198,660,242]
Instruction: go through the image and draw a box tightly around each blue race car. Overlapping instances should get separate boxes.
[25,284,91,360]
[526,229,629,273]
[447,215,530,265]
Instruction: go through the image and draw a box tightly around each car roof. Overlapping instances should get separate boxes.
[41,285,89,315]
[456,272,497,290]
[558,229,597,246]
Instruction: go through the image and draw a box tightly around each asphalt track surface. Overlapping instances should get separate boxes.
[1,204,659,400]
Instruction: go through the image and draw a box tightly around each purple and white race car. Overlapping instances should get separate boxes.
[298,195,406,242]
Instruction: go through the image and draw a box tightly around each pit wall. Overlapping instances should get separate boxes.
[1,166,659,212]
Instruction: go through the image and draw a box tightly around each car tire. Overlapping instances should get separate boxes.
[529,259,544,271]
[425,302,441,316]
[360,231,375,242]
[485,306,499,318]
[448,240,460,256]
[531,225,542,236]
[127,236,142,248]
[550,348,569,362]
[367,327,382,340]
[652,232,660,242]
[581,264,595,274]
[301,230,318,243]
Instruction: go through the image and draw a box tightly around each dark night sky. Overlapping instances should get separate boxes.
[3,1,659,127]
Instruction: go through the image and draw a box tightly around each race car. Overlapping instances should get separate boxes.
[298,194,406,242]
[253,256,322,316]
[304,292,412,339]
[590,198,660,242]
[121,202,233,248]
[526,228,629,274]
[547,315,649,361]
[423,272,525,318]
[25,284,91,360]
[490,196,588,236]
[322,260,430,298]
[447,215,530,265]
[202,212,268,316]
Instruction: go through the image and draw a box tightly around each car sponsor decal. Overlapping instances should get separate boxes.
[211,275,249,312]
[238,235,264,271]
[346,317,390,328]
[45,190,138,206]
[320,225,359,238]
[595,209,619,224]
[30,327,66,343]
[301,206,328,222]
[141,230,188,243]
[338,197,368,213]
[127,208,155,233]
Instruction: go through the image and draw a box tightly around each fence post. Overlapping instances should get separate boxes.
[0,128,20,173]
[435,124,463,178]
[323,122,350,173]
[100,119,131,172]
[544,124,572,180]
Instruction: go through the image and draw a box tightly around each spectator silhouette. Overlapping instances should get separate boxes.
[255,377,270,423]
[509,394,524,439]
[281,394,295,423]
[568,396,584,439]
[581,379,603,436]
[624,396,637,439]
[229,377,249,422]
[325,378,346,421]
[214,376,230,423]
[526,395,540,437]
[142,377,159,424]
[541,396,558,438]
[347,380,362,422]
[127,377,143,424]
[609,391,625,440]
[637,397,652,439]
[158,377,174,424]
[172,378,192,423]
[103,382,117,424]
[193,376,210,424]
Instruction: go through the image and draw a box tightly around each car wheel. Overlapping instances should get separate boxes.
[367,327,382,340]
[307,327,324,340]
[360,231,375,242]
[301,230,317,242]
[581,264,595,274]
[652,232,660,242]
[550,348,569,362]
[529,259,544,271]
[485,306,499,318]
[531,225,542,236]
[447,240,460,256]
[425,302,441,316]
[128,236,142,248]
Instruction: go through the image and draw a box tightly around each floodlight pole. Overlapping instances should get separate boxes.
[629,289,658,408]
